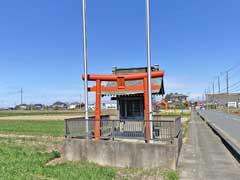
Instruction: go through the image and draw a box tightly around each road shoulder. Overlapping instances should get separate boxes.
[178,112,240,180]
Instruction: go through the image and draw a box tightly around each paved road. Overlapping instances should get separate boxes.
[179,112,240,180]
[198,110,240,151]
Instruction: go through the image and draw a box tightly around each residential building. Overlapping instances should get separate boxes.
[102,103,117,110]
[16,104,28,110]
[68,103,80,110]
[206,93,240,107]
[169,94,188,103]
[88,104,96,110]
[52,101,67,110]
[33,104,44,110]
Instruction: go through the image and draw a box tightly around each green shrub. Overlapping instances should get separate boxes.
[162,170,179,180]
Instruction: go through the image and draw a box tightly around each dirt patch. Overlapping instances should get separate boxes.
[46,157,65,166]
[116,168,165,180]
[0,133,64,140]
[0,115,82,121]
[0,134,64,152]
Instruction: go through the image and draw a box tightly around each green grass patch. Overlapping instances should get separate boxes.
[0,140,116,180]
[0,111,83,117]
[158,110,191,116]
[162,170,179,180]
[0,120,64,136]
[0,137,179,180]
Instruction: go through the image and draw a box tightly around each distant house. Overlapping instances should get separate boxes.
[88,104,96,110]
[16,104,28,110]
[33,104,44,110]
[68,103,80,110]
[102,103,117,110]
[170,94,188,103]
[52,101,67,110]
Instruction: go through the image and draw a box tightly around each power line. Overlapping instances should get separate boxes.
[226,62,240,72]
[231,88,240,93]
[221,81,240,91]
[205,63,240,111]
[229,84,240,92]
[217,63,240,92]
[228,80,240,90]
[220,87,227,92]
[228,67,240,80]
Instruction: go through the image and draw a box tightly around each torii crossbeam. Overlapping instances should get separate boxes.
[82,70,164,142]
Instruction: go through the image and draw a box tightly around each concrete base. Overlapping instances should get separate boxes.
[63,135,182,169]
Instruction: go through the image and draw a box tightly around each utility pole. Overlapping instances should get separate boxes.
[205,89,208,110]
[208,87,211,109]
[212,82,215,106]
[80,93,82,112]
[226,71,229,94]
[20,88,23,105]
[82,0,89,137]
[146,0,153,141]
[218,76,220,94]
[226,71,229,113]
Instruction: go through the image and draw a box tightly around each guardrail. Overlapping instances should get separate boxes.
[65,116,181,142]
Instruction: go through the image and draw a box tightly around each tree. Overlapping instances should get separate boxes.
[165,93,173,101]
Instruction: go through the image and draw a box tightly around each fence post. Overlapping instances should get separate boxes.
[64,119,67,138]
[111,120,114,141]
[171,121,174,143]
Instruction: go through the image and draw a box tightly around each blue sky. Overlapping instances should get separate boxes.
[1,0,240,107]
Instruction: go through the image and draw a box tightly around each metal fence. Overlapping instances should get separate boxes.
[152,115,181,140]
[65,116,181,142]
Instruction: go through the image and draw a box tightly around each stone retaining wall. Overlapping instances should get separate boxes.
[63,134,182,169]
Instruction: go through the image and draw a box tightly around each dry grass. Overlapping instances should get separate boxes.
[0,109,118,121]
[181,117,191,143]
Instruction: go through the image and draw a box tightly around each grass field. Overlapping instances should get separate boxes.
[0,137,116,180]
[0,136,179,180]
[0,111,179,180]
[0,120,64,136]
[0,111,85,117]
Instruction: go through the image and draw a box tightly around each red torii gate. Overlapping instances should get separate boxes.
[82,70,164,142]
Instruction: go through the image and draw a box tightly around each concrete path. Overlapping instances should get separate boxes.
[178,112,240,180]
